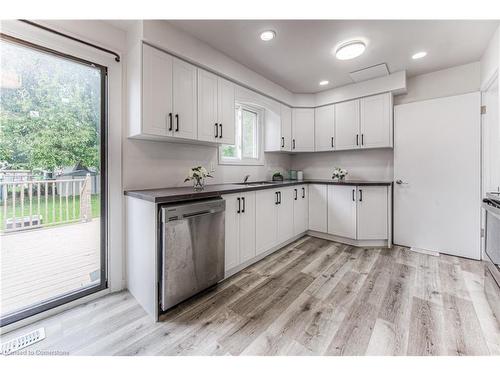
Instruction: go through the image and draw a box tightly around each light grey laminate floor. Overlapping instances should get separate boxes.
[2,236,499,355]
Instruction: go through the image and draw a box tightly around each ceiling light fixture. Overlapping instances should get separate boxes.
[319,80,329,86]
[260,30,276,42]
[412,51,427,59]
[335,40,366,60]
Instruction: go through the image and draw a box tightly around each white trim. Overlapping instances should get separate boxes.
[307,230,390,248]
[0,21,124,328]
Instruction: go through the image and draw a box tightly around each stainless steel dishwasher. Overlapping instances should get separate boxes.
[160,198,225,311]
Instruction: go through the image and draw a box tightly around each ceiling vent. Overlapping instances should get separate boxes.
[349,63,389,83]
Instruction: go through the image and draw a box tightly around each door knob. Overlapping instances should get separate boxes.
[395,179,408,185]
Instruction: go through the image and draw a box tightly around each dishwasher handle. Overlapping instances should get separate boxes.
[162,199,225,222]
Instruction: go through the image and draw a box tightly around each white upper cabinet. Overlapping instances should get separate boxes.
[335,99,360,150]
[197,69,220,142]
[142,44,173,137]
[217,77,236,145]
[292,108,315,152]
[198,71,235,144]
[281,105,293,152]
[360,93,393,148]
[172,57,197,140]
[356,186,388,240]
[327,185,357,239]
[308,184,328,233]
[315,105,335,151]
[293,185,309,236]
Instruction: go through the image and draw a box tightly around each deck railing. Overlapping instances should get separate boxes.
[0,174,92,233]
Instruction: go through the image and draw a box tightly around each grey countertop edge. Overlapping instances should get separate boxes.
[124,179,393,204]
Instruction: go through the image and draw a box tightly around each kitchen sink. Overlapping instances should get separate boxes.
[238,181,276,187]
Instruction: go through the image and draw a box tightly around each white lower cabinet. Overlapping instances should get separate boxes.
[223,192,256,272]
[255,189,279,255]
[277,187,294,244]
[327,185,389,241]
[327,185,357,238]
[308,184,328,232]
[293,185,308,235]
[357,186,388,240]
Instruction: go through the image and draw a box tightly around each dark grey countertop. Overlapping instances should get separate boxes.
[124,179,392,204]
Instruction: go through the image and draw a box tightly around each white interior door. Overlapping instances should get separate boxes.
[394,92,481,259]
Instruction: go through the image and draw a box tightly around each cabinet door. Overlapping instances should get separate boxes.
[293,185,309,235]
[335,99,360,150]
[172,57,197,140]
[292,108,315,152]
[255,189,278,255]
[315,105,335,151]
[360,93,393,148]
[357,186,388,240]
[328,185,357,239]
[277,187,294,243]
[281,104,292,152]
[308,184,328,233]
[142,44,173,137]
[218,77,235,145]
[239,192,256,263]
[197,69,219,142]
[223,194,240,271]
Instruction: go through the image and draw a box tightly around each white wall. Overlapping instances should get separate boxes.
[290,149,394,181]
[480,26,499,89]
[394,62,481,105]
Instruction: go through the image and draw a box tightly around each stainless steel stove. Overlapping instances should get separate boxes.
[482,192,500,287]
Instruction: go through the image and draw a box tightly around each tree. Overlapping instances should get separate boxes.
[0,39,102,172]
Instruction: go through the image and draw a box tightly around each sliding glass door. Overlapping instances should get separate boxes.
[0,35,107,326]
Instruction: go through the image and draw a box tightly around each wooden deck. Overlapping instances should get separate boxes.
[0,220,100,317]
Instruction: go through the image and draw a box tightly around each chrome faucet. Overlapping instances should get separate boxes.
[243,175,250,183]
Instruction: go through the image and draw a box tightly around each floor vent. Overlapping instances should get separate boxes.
[1,328,45,355]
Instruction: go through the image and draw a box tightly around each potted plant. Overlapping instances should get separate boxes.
[185,166,213,191]
[332,167,348,181]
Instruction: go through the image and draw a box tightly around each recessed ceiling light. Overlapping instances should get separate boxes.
[260,30,276,42]
[335,40,366,60]
[319,80,329,86]
[412,51,427,59]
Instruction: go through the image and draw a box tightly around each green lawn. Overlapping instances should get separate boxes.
[0,194,100,230]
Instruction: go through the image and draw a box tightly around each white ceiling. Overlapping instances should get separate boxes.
[168,20,499,93]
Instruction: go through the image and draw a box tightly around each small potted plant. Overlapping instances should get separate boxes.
[185,166,213,191]
[332,167,348,181]
[272,171,284,181]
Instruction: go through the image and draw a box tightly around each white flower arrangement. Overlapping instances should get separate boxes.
[332,167,348,180]
[185,166,213,190]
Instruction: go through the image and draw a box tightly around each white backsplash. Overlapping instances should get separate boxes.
[291,148,394,181]
[123,138,292,190]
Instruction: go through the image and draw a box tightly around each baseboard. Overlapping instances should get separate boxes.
[307,230,390,248]
[409,247,440,257]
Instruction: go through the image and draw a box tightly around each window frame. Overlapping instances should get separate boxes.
[218,102,265,166]
[0,33,108,327]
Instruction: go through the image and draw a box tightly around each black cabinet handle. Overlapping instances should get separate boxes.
[292,139,296,149]
[237,197,241,213]
[331,137,334,148]
[279,191,282,204]
[219,124,223,138]
[356,134,359,146]
[302,187,305,198]
[294,189,297,200]
[281,137,285,148]
[215,123,218,138]
[352,189,355,201]
[275,192,279,205]
[361,134,364,146]
[359,189,363,202]
[168,113,173,131]
[175,114,179,132]
[242,197,245,213]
